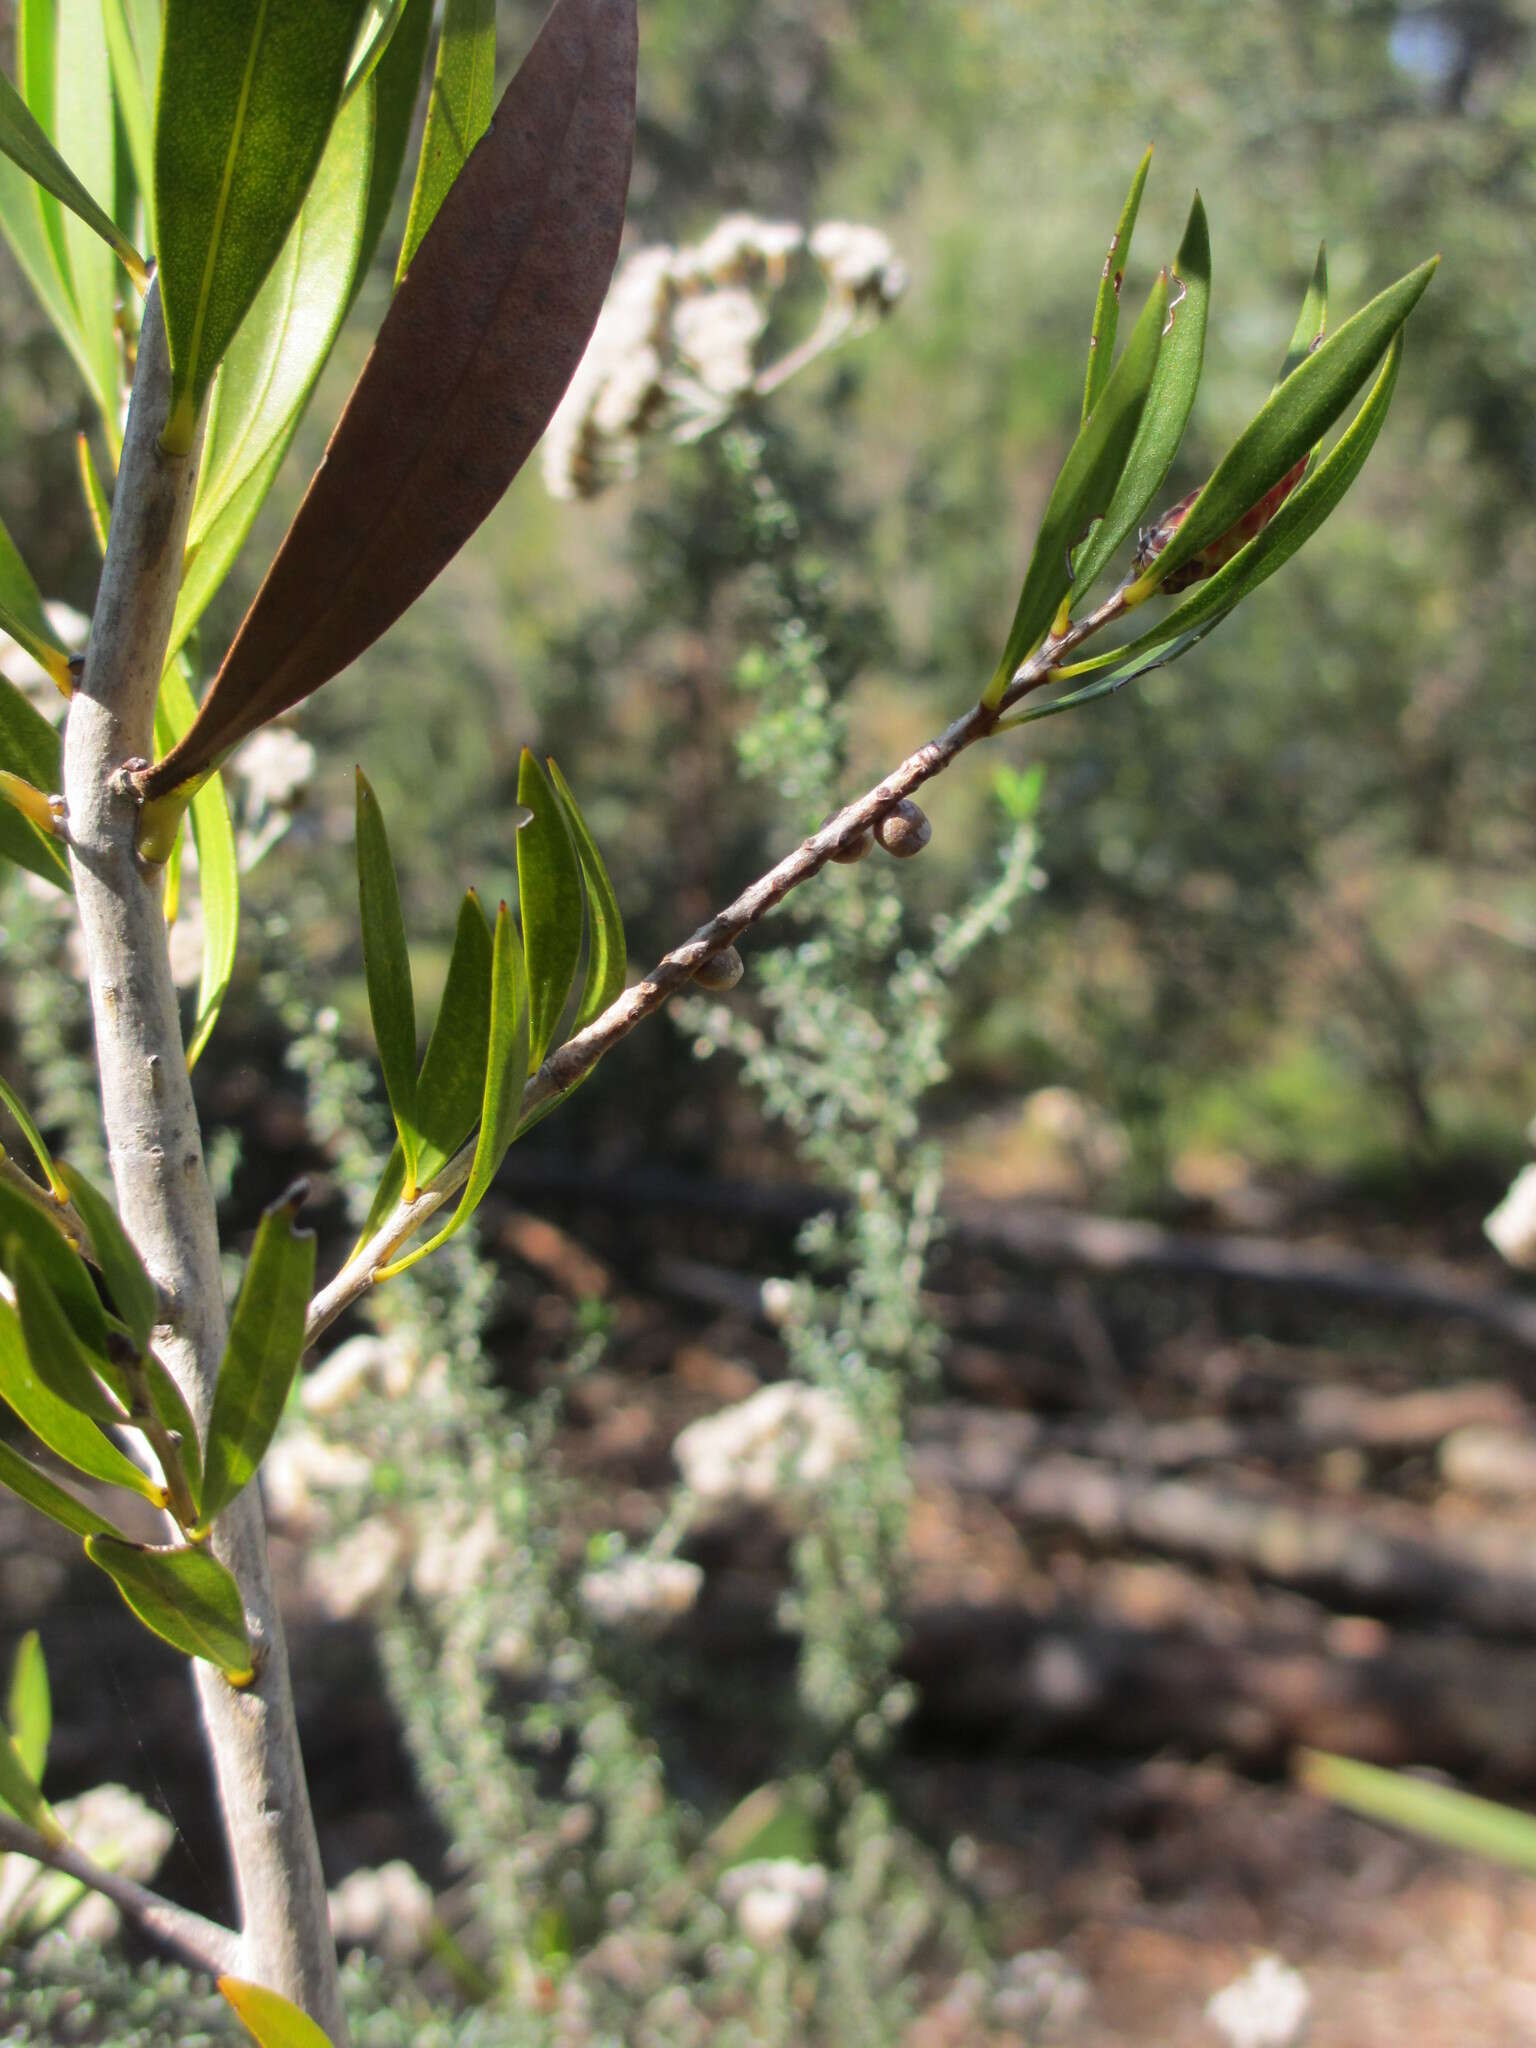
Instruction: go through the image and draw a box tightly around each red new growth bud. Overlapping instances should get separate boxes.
[1132,453,1310,593]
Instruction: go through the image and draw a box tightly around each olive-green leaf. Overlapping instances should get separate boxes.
[168,422,294,667]
[1130,256,1435,598]
[1081,145,1151,426]
[0,1072,65,1201]
[84,1536,254,1682]
[6,1630,49,1784]
[220,1976,338,2048]
[155,660,239,1070]
[154,0,373,452]
[199,1187,315,1526]
[0,42,146,292]
[354,0,433,294]
[345,0,414,100]
[0,1717,55,1838]
[56,1163,157,1354]
[416,889,494,1180]
[190,79,374,547]
[983,269,1168,708]
[12,1244,124,1430]
[101,0,159,242]
[0,1433,125,1541]
[138,0,638,804]
[0,1296,162,1504]
[356,769,422,1198]
[517,750,584,1069]
[53,0,122,414]
[0,671,62,795]
[1274,242,1327,391]
[0,510,73,697]
[395,0,495,283]
[1067,192,1211,608]
[1297,1749,1536,1874]
[0,1179,108,1356]
[546,759,626,1034]
[382,900,528,1276]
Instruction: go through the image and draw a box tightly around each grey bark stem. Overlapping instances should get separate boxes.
[62,288,347,2042]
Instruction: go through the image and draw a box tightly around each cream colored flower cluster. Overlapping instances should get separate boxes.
[543,213,906,499]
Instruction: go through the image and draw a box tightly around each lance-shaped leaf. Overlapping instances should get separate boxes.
[0,1296,162,1504]
[199,1187,315,1526]
[1274,243,1327,390]
[517,749,583,1068]
[345,0,414,99]
[547,758,626,1033]
[0,1073,65,1202]
[0,53,146,292]
[0,1433,126,1541]
[0,1179,108,1355]
[139,0,638,806]
[0,1717,56,1839]
[1050,329,1405,701]
[55,1163,157,1354]
[155,660,239,1068]
[1297,1749,1536,1874]
[983,270,1168,709]
[353,888,494,1246]
[190,80,374,546]
[75,432,111,554]
[7,1631,49,1784]
[154,0,373,452]
[84,1536,254,1682]
[12,1244,125,1430]
[1066,193,1211,608]
[396,0,496,284]
[101,0,159,241]
[220,1977,338,2048]
[1127,256,1435,599]
[354,0,434,294]
[0,512,72,697]
[356,769,422,1198]
[380,901,529,1276]
[1081,146,1151,425]
[52,0,121,419]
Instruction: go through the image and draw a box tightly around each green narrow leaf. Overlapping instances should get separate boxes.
[55,1162,157,1353]
[54,0,122,427]
[546,758,626,1032]
[381,900,528,1275]
[516,749,584,1068]
[168,423,294,665]
[0,1073,66,1201]
[1056,329,1405,696]
[145,1353,203,1507]
[1130,256,1436,598]
[344,0,413,99]
[76,430,112,553]
[0,510,73,695]
[0,1295,162,1504]
[0,674,62,793]
[354,0,433,293]
[220,1976,338,2048]
[0,1432,126,1540]
[1081,145,1151,425]
[190,80,374,546]
[0,1179,108,1356]
[199,1186,316,1525]
[414,889,494,1182]
[154,0,373,451]
[984,270,1169,708]
[139,0,638,805]
[395,0,495,283]
[355,768,422,1197]
[1298,1749,1536,1875]
[0,1717,55,1838]
[0,112,114,431]
[1274,242,1327,390]
[12,1243,126,1429]
[155,659,239,1069]
[6,1631,49,1784]
[101,0,157,244]
[1067,192,1211,608]
[84,1536,254,1682]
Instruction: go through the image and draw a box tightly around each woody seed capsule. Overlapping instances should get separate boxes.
[831,826,875,864]
[876,801,931,858]
[694,944,745,991]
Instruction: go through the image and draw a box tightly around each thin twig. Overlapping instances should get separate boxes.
[0,1812,240,1977]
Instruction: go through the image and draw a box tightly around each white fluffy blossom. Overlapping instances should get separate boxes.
[673,1382,860,1509]
[1206,1955,1312,2048]
[579,1556,703,1632]
[717,1858,828,1945]
[330,1859,435,1963]
[1486,1163,1536,1271]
